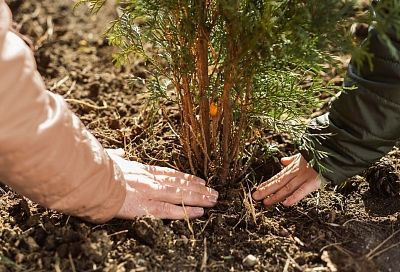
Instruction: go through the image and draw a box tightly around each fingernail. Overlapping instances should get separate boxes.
[252,191,260,200]
[210,189,219,197]
[192,207,204,217]
[282,199,290,206]
[196,178,206,185]
[207,195,218,203]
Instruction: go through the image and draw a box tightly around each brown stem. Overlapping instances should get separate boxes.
[181,75,202,168]
[195,1,211,177]
[220,19,239,182]
[175,80,196,174]
[231,77,251,180]
[221,69,233,182]
[197,29,211,176]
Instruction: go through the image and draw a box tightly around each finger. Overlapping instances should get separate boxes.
[262,176,305,206]
[147,184,218,208]
[124,175,218,206]
[149,201,205,219]
[258,155,300,189]
[252,166,295,200]
[280,154,299,166]
[124,174,217,198]
[282,177,321,206]
[152,175,218,196]
[253,155,302,201]
[116,191,205,220]
[144,165,206,185]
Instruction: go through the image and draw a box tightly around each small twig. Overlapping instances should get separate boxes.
[367,241,400,260]
[284,251,302,271]
[65,98,108,110]
[68,253,76,272]
[22,227,33,235]
[331,244,355,258]
[200,238,208,271]
[342,219,358,226]
[232,213,246,230]
[54,255,61,272]
[182,202,195,240]
[142,146,170,163]
[65,215,71,226]
[50,75,70,91]
[91,224,107,231]
[283,256,290,272]
[92,132,122,145]
[162,108,180,138]
[198,214,216,235]
[107,230,129,237]
[63,80,77,98]
[241,183,257,225]
[293,236,305,247]
[366,229,400,260]
[46,16,54,38]
[36,16,54,48]
[320,242,345,252]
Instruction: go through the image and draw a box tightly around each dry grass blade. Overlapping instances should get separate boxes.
[65,98,108,110]
[284,250,302,271]
[241,183,257,225]
[200,238,208,271]
[367,241,400,260]
[182,202,195,240]
[365,229,400,260]
[68,253,76,272]
[50,75,69,91]
[283,256,290,272]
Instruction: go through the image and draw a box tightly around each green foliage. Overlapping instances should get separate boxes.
[349,0,400,68]
[76,0,106,13]
[78,0,381,181]
[372,0,400,59]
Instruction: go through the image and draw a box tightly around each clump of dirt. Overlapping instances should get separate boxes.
[0,1,399,271]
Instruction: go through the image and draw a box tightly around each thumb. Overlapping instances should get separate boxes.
[280,154,299,166]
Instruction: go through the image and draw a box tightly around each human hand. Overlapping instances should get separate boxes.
[106,149,218,220]
[252,154,321,207]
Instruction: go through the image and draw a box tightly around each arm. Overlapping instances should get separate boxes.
[253,3,400,206]
[0,1,126,223]
[0,1,218,222]
[303,28,400,184]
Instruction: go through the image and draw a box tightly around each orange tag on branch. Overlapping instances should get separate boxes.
[210,102,218,117]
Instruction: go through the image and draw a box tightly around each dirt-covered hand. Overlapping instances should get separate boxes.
[252,154,320,206]
[106,149,218,220]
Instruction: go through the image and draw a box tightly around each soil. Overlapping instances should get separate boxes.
[1,1,399,271]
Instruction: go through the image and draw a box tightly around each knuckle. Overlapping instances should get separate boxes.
[150,201,170,217]
[297,186,305,194]
[294,186,308,200]
[159,202,172,216]
[268,194,280,204]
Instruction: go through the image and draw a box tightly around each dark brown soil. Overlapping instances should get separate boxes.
[1,1,399,271]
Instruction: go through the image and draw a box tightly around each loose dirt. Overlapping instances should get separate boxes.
[1,1,399,271]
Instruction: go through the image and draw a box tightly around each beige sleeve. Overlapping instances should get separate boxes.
[0,1,126,223]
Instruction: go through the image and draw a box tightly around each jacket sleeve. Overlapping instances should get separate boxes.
[0,1,126,223]
[301,12,400,185]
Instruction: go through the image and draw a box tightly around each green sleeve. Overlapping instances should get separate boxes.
[301,26,400,185]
